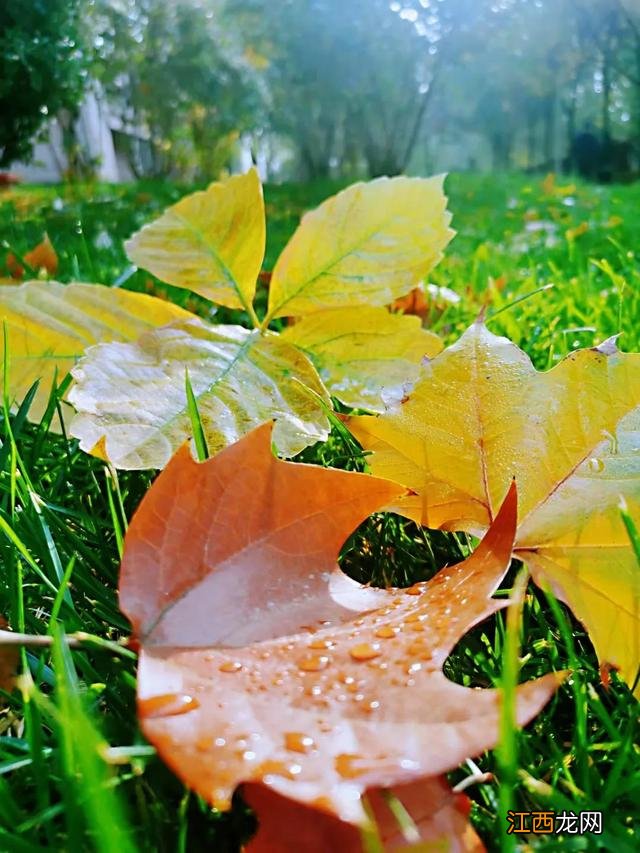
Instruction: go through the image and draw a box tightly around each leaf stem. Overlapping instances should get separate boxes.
[246,302,262,330]
[0,630,137,660]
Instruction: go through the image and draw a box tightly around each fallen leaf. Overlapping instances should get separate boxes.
[541,173,556,196]
[69,320,331,468]
[243,775,485,852]
[24,234,58,277]
[0,617,18,693]
[265,175,454,321]
[391,286,429,320]
[0,280,195,425]
[5,253,24,279]
[281,306,442,412]
[73,174,454,469]
[350,321,640,689]
[121,423,561,826]
[125,169,265,313]
[392,284,461,322]
[565,221,589,241]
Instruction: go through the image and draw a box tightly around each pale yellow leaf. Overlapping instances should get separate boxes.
[281,306,442,412]
[0,280,194,425]
[265,175,454,321]
[125,169,265,315]
[69,319,331,469]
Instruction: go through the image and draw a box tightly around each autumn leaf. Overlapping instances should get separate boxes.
[5,234,58,280]
[280,306,442,412]
[391,283,461,322]
[265,175,454,322]
[69,320,331,468]
[0,280,195,425]
[121,423,561,828]
[24,233,58,277]
[0,617,18,694]
[67,173,454,469]
[5,253,24,280]
[243,776,485,852]
[565,221,589,242]
[125,168,264,317]
[391,286,429,320]
[350,322,640,689]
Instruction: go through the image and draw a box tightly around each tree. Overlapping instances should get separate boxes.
[90,0,261,178]
[0,0,86,166]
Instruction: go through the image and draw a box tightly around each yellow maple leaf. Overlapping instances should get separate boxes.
[350,322,640,690]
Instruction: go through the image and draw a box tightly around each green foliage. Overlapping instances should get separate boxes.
[90,0,261,178]
[0,0,86,166]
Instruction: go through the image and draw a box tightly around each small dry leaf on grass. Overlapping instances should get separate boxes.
[0,617,19,694]
[119,423,562,846]
[6,234,58,279]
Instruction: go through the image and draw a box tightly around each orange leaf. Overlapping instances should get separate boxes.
[5,253,24,280]
[391,286,429,320]
[24,234,58,276]
[0,617,18,693]
[243,776,485,852]
[120,424,562,830]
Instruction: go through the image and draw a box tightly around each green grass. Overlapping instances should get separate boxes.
[0,173,638,851]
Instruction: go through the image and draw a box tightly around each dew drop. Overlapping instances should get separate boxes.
[285,732,316,754]
[349,643,382,662]
[219,660,243,673]
[255,759,294,779]
[375,625,398,639]
[308,638,334,650]
[589,457,604,473]
[405,584,422,596]
[335,753,368,779]
[299,655,331,672]
[139,693,200,719]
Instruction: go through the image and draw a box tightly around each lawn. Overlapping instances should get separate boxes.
[0,173,638,851]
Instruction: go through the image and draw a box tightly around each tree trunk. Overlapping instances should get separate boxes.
[565,85,578,173]
[602,49,612,145]
[542,96,554,168]
[527,109,537,170]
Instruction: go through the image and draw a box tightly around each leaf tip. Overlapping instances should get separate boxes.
[474,303,488,326]
[593,334,620,356]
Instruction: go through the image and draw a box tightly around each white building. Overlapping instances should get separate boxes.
[10,84,152,183]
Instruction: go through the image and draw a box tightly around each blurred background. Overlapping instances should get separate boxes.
[2,0,640,184]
